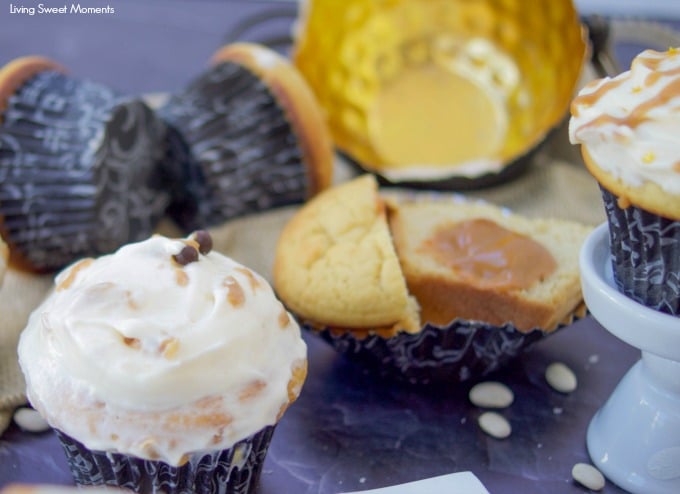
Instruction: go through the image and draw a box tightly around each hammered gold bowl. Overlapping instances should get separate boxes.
[293,0,588,188]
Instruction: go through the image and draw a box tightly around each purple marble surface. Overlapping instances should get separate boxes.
[1,317,636,493]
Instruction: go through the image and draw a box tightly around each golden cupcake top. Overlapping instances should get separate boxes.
[293,0,586,182]
[273,174,420,334]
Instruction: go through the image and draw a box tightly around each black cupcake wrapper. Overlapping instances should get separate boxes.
[600,186,680,316]
[306,309,584,385]
[158,60,310,232]
[56,425,275,494]
[0,70,171,271]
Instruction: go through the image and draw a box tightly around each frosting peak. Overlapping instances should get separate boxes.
[19,233,307,465]
[569,48,680,194]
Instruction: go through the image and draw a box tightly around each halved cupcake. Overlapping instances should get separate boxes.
[273,175,590,384]
[158,42,334,232]
[0,56,170,273]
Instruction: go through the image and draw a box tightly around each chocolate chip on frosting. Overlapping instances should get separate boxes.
[173,245,199,266]
[192,230,213,255]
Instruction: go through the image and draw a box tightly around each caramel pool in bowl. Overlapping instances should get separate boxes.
[293,0,588,188]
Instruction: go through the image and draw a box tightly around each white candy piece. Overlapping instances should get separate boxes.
[477,411,511,439]
[13,407,50,433]
[572,462,606,491]
[545,362,578,393]
[468,381,514,409]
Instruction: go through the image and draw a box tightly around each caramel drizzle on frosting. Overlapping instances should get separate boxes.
[56,258,93,291]
[223,275,245,307]
[236,267,262,291]
[572,50,680,133]
[278,309,290,329]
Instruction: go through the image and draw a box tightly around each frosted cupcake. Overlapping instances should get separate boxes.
[158,42,334,232]
[570,48,680,315]
[0,56,170,273]
[18,231,307,493]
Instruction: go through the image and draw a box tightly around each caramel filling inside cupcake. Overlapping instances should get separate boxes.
[419,218,556,290]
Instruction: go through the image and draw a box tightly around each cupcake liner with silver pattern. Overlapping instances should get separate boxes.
[0,70,170,272]
[307,310,583,385]
[158,61,310,233]
[600,186,680,316]
[55,425,275,494]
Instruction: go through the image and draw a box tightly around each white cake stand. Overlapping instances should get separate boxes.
[580,223,680,494]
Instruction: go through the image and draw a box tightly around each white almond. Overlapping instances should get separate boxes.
[469,381,514,409]
[13,407,49,433]
[572,462,605,491]
[477,411,511,439]
[545,362,578,393]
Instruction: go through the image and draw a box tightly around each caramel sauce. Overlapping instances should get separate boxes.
[224,275,245,307]
[238,379,267,401]
[573,50,680,134]
[56,258,93,291]
[123,337,141,350]
[236,267,262,291]
[278,309,291,329]
[419,219,556,290]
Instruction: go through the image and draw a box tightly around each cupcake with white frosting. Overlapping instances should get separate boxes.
[18,231,307,493]
[570,48,680,315]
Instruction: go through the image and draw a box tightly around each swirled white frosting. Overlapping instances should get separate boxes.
[18,234,306,465]
[569,48,680,194]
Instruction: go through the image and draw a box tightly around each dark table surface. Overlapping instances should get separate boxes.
[0,1,676,492]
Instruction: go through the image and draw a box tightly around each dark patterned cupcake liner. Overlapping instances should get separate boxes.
[0,69,170,272]
[158,60,309,232]
[307,307,585,385]
[600,186,680,315]
[55,425,275,494]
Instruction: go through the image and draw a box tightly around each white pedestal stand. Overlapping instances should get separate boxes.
[580,223,680,494]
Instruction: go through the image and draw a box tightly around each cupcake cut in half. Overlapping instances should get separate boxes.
[0,56,170,273]
[158,42,334,233]
[273,175,591,382]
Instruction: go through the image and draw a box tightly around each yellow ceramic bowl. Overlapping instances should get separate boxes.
[293,0,588,187]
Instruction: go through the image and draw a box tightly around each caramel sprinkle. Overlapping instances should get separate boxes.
[160,337,180,359]
[278,308,291,328]
[56,258,94,291]
[236,267,262,291]
[175,269,189,287]
[224,276,245,307]
[239,379,267,401]
[123,337,141,350]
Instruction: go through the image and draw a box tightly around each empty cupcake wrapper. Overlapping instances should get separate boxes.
[56,425,275,494]
[158,61,309,232]
[600,186,680,316]
[0,70,170,271]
